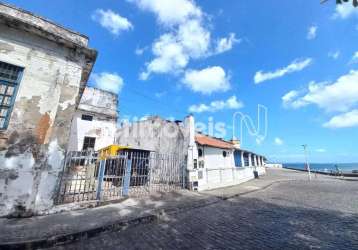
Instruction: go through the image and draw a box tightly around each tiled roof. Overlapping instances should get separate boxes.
[195,133,234,149]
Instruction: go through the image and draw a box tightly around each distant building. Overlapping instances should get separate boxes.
[115,115,190,157]
[68,87,118,151]
[188,129,266,191]
[116,115,266,192]
[0,3,96,217]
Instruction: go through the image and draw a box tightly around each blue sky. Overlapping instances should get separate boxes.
[6,0,358,163]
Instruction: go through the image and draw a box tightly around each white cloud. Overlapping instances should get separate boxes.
[323,109,358,128]
[91,72,124,93]
[282,90,300,108]
[316,148,326,153]
[333,2,358,19]
[129,0,237,81]
[274,137,284,146]
[92,9,133,35]
[328,50,341,60]
[351,51,358,63]
[283,70,358,112]
[215,33,240,54]
[182,66,231,95]
[254,58,312,84]
[188,95,243,113]
[139,33,189,80]
[127,0,202,27]
[307,25,317,40]
[135,46,148,55]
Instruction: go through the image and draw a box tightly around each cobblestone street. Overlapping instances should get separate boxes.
[50,170,358,250]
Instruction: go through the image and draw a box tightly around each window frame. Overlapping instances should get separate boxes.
[0,62,24,130]
[82,136,96,151]
[81,114,93,121]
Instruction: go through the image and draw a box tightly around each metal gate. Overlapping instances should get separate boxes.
[56,150,186,204]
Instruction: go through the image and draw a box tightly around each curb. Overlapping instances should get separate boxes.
[0,179,284,249]
[0,197,219,250]
[0,214,157,250]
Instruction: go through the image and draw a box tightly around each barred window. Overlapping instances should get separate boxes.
[0,62,23,129]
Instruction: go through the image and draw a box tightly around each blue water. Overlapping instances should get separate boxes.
[283,163,358,173]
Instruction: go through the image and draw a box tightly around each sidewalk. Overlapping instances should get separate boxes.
[0,168,316,249]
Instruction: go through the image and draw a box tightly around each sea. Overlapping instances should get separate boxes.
[282,163,358,173]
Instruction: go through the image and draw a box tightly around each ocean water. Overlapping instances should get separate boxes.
[283,163,358,173]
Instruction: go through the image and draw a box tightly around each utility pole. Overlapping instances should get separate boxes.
[302,144,311,181]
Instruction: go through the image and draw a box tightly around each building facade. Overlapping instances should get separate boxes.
[115,116,191,157]
[115,115,266,192]
[68,87,117,152]
[0,3,96,217]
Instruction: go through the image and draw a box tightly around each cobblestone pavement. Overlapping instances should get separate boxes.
[50,170,358,250]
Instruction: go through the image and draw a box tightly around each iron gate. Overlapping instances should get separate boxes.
[56,150,186,204]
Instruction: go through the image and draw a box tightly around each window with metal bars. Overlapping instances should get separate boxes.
[0,61,23,130]
[82,136,96,151]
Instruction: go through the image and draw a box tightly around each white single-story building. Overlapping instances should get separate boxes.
[67,87,117,151]
[187,130,266,191]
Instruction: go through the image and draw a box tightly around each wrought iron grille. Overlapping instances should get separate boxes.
[56,150,186,205]
[0,61,23,129]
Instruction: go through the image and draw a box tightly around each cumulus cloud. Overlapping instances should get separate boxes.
[254,58,312,84]
[333,2,358,19]
[351,51,358,63]
[188,95,243,113]
[282,90,306,109]
[282,70,358,112]
[307,25,317,40]
[91,72,124,93]
[139,33,189,80]
[182,66,231,95]
[323,109,358,128]
[215,33,240,54]
[129,0,238,82]
[127,0,202,26]
[135,46,148,55]
[274,137,284,146]
[328,50,340,60]
[92,9,133,35]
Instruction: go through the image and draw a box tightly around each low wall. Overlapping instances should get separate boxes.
[284,167,358,178]
[196,166,266,191]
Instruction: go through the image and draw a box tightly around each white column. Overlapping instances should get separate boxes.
[248,153,252,167]
[254,155,257,166]
[241,151,245,167]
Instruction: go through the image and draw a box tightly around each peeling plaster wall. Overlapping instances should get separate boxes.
[0,23,88,217]
[115,116,191,157]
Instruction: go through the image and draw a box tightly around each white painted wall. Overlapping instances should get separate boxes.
[186,129,267,191]
[201,146,235,169]
[68,112,116,151]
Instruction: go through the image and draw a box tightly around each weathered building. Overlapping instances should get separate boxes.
[68,87,117,151]
[0,3,96,217]
[115,116,191,157]
[116,115,266,192]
